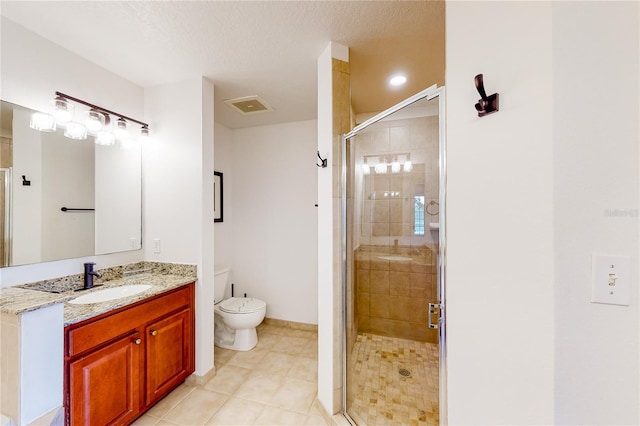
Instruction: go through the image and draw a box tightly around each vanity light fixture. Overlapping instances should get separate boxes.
[139,125,151,143]
[374,162,388,174]
[64,121,88,140]
[51,96,73,125]
[391,157,401,174]
[85,110,106,134]
[114,118,129,140]
[95,130,116,146]
[362,158,371,175]
[29,112,56,132]
[29,92,151,145]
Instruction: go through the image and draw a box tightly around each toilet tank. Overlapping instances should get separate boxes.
[214,265,230,303]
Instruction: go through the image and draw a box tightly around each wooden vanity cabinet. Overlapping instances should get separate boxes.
[64,283,195,426]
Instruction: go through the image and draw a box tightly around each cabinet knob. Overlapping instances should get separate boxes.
[150,330,158,336]
[134,338,142,345]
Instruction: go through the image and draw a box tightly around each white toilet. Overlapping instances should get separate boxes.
[214,265,266,351]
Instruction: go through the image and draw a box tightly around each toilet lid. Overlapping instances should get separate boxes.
[219,297,266,314]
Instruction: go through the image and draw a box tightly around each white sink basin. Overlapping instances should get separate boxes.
[69,284,152,305]
[378,256,412,262]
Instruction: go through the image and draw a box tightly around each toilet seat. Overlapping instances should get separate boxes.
[219,297,266,314]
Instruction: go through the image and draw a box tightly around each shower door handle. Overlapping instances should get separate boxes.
[428,303,442,329]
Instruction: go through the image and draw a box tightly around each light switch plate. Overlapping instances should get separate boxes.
[591,254,630,306]
[153,239,161,254]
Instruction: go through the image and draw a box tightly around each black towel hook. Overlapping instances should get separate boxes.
[474,74,499,117]
[317,151,328,168]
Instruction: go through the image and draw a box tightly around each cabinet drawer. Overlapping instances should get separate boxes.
[67,284,193,357]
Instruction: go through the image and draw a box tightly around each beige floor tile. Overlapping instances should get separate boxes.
[287,357,318,383]
[281,328,317,340]
[131,414,160,425]
[203,364,252,395]
[258,324,288,335]
[233,370,284,404]
[305,414,329,425]
[347,333,439,425]
[147,383,196,418]
[255,331,282,349]
[163,388,228,425]
[254,405,307,425]
[256,351,297,376]
[154,420,181,426]
[270,377,317,414]
[226,347,269,369]
[214,346,237,367]
[299,339,319,359]
[205,396,266,425]
[271,335,310,355]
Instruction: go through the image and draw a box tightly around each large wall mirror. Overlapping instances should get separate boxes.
[0,100,142,267]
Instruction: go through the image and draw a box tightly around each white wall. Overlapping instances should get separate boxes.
[213,122,234,269]
[553,2,639,424]
[446,1,639,424]
[317,41,349,415]
[230,120,318,324]
[445,2,555,424]
[0,17,144,286]
[143,77,215,377]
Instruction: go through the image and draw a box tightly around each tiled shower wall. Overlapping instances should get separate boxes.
[355,246,438,343]
[353,114,440,342]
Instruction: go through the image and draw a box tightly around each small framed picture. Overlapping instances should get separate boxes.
[214,171,223,222]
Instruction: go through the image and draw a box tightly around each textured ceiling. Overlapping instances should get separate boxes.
[1,1,444,129]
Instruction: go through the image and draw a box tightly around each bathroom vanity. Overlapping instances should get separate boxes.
[65,282,194,425]
[0,262,197,426]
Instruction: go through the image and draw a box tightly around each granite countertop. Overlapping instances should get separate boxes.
[0,262,197,326]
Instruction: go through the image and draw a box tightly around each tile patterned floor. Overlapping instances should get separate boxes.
[132,324,327,426]
[347,333,439,426]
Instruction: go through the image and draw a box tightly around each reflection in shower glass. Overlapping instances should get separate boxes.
[345,95,440,425]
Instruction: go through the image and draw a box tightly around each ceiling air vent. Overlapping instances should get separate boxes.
[224,95,274,115]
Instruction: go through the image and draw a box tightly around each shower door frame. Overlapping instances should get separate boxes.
[340,85,447,425]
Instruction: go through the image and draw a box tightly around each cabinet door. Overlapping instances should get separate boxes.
[70,332,142,426]
[145,308,193,405]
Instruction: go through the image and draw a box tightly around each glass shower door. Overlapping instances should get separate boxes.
[343,89,446,425]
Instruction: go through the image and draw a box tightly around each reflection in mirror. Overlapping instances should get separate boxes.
[0,100,142,267]
[354,95,440,248]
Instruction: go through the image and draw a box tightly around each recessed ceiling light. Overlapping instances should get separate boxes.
[389,74,407,87]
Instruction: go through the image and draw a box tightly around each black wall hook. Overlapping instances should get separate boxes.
[474,74,499,117]
[21,175,31,186]
[317,151,328,168]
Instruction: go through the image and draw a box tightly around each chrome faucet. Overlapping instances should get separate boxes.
[83,262,101,289]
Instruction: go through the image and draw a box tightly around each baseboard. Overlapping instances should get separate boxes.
[262,317,318,332]
[185,366,216,386]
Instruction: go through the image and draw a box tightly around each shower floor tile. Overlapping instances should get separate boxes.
[348,333,439,425]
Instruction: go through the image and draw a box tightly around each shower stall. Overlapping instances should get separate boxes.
[342,86,446,425]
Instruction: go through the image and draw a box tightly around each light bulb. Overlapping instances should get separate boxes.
[51,96,73,125]
[361,163,370,175]
[95,130,115,146]
[115,118,129,140]
[403,160,413,172]
[29,112,56,132]
[85,110,105,134]
[391,161,401,173]
[139,126,151,143]
[374,163,387,174]
[64,122,87,140]
[389,74,407,87]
